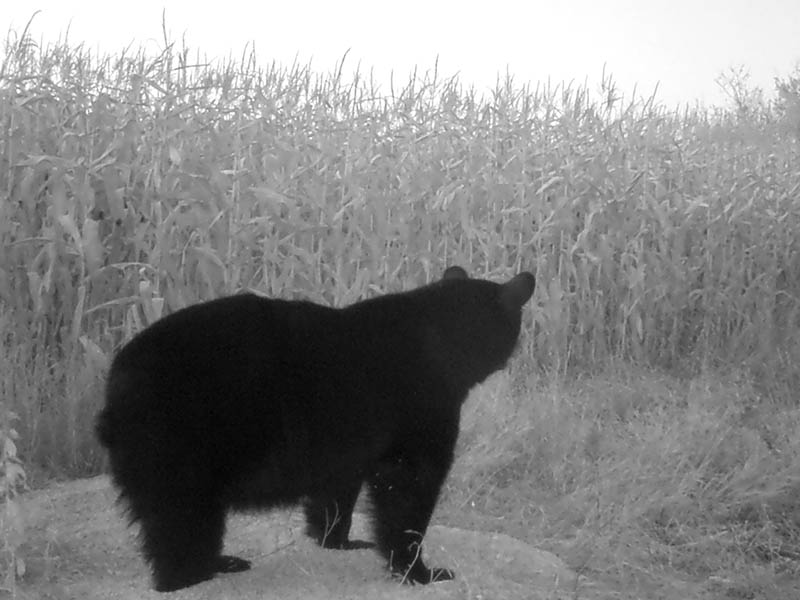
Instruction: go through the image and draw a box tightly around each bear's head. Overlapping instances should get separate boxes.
[423,266,535,393]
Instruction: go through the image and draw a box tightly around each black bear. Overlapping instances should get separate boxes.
[96,266,535,592]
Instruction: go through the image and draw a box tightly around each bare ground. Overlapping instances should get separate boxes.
[8,476,618,600]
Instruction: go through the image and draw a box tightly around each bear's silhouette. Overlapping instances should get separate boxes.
[96,266,535,592]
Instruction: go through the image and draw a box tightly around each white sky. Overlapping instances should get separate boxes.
[2,0,800,109]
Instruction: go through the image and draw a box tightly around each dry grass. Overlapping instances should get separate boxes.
[447,363,800,598]
[1,24,799,598]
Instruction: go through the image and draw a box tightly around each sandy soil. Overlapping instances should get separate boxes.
[6,475,622,600]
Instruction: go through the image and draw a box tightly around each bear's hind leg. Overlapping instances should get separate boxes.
[212,554,252,573]
[304,481,375,550]
[367,447,455,584]
[135,498,245,592]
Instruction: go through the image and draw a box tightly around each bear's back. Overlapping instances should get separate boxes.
[99,272,533,459]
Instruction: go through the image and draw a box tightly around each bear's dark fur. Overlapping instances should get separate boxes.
[96,266,535,592]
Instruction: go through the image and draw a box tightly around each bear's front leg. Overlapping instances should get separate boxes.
[366,440,456,584]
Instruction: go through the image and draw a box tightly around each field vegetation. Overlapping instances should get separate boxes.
[1,21,799,598]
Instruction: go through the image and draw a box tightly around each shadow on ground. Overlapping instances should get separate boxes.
[15,476,613,599]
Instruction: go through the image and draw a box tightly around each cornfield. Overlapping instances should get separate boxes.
[2,36,799,379]
[2,26,800,600]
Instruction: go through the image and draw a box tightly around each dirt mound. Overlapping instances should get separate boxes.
[14,476,608,599]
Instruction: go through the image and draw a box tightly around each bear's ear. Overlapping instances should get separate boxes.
[442,266,469,281]
[500,272,535,310]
